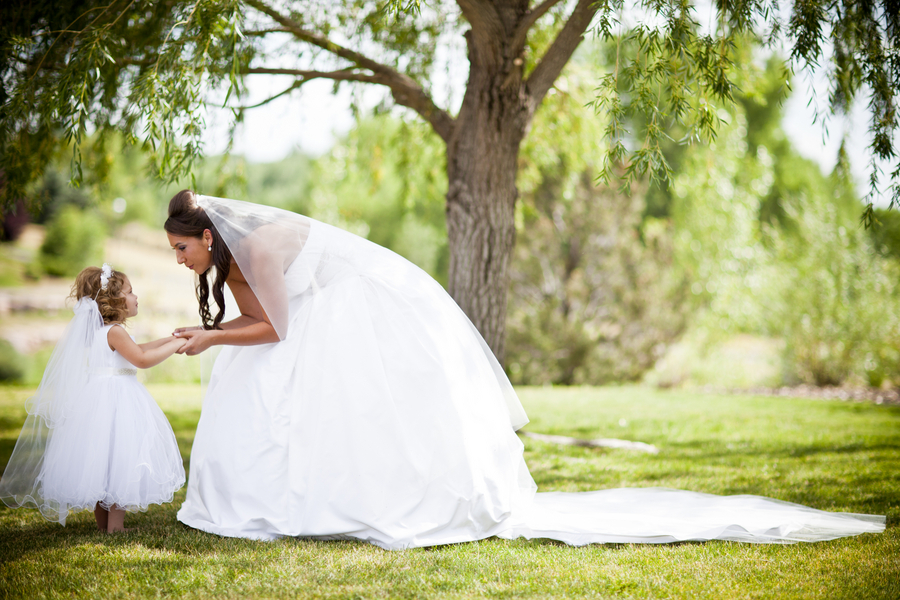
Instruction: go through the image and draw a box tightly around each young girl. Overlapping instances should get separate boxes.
[0,264,187,532]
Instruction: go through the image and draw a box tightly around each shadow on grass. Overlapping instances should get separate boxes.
[0,438,16,469]
[666,439,900,459]
[0,505,273,562]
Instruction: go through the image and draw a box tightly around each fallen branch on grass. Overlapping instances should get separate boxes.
[519,431,660,454]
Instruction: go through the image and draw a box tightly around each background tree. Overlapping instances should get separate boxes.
[1,0,898,361]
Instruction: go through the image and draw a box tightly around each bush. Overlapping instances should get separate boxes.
[38,205,106,277]
[0,339,25,383]
[506,169,688,385]
[31,169,91,225]
[666,113,900,388]
[769,199,900,386]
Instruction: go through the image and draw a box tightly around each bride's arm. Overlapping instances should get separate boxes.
[175,279,280,354]
[176,223,303,354]
[171,316,251,336]
[175,322,279,355]
[218,315,258,330]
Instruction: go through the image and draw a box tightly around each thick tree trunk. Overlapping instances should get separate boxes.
[445,13,532,363]
[446,118,523,363]
[442,0,598,363]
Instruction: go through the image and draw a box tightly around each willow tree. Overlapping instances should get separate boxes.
[1,0,898,360]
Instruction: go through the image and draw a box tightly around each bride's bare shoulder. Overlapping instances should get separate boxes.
[226,259,247,283]
[243,221,307,259]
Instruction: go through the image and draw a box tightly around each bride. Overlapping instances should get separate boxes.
[164,191,884,549]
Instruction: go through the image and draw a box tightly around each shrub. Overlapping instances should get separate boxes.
[507,169,688,385]
[38,205,106,277]
[0,339,25,383]
[667,114,900,388]
[769,200,900,386]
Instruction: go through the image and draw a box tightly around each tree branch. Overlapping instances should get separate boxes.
[244,0,402,78]
[525,0,597,106]
[244,0,454,142]
[234,82,302,109]
[510,0,566,57]
[243,28,290,36]
[236,69,394,109]
[457,0,505,69]
[236,69,388,109]
[244,67,379,83]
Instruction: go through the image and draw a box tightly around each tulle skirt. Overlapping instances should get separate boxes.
[4,375,185,524]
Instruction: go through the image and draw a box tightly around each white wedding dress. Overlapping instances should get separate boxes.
[176,197,885,549]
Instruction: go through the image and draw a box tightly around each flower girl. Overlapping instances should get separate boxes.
[0,264,187,532]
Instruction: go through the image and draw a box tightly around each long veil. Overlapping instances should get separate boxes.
[0,298,104,522]
[196,195,310,341]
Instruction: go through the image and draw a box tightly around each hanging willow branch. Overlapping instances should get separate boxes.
[1,0,898,216]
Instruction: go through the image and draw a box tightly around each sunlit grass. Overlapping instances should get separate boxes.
[0,384,897,599]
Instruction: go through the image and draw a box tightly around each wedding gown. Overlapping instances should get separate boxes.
[176,196,885,549]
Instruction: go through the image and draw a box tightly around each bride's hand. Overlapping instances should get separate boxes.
[172,325,202,336]
[174,329,214,355]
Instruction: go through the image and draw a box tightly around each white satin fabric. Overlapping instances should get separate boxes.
[176,208,884,549]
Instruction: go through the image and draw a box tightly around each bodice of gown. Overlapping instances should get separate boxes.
[283,219,375,299]
[91,324,137,373]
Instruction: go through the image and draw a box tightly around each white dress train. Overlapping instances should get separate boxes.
[176,198,885,549]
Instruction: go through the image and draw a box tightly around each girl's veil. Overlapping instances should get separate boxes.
[0,298,103,521]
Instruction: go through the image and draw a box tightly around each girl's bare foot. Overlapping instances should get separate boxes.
[94,503,109,532]
[106,527,135,533]
[106,506,129,533]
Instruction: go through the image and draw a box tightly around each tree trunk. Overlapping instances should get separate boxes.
[445,123,523,364]
[441,0,597,363]
[445,21,532,363]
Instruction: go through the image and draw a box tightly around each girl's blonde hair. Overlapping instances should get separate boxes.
[71,266,130,325]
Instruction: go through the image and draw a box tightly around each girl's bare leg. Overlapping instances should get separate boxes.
[94,503,109,532]
[106,505,128,532]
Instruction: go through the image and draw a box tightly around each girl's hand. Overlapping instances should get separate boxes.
[174,329,215,355]
[172,325,202,336]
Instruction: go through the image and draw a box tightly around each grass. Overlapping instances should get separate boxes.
[0,384,897,599]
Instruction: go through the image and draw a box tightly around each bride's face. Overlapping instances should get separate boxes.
[168,233,213,274]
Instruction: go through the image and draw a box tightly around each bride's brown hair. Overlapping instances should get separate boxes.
[164,190,231,331]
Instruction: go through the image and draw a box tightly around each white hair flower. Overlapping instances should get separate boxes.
[100,263,113,290]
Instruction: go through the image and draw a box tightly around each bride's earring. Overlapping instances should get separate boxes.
[208,245,212,251]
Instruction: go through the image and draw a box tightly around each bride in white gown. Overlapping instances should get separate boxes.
[164,191,884,550]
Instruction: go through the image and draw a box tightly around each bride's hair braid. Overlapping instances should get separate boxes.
[164,190,231,331]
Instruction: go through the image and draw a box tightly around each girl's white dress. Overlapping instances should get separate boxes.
[0,320,185,524]
[176,196,885,549]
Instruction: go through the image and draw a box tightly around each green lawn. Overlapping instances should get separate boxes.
[0,384,897,599]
